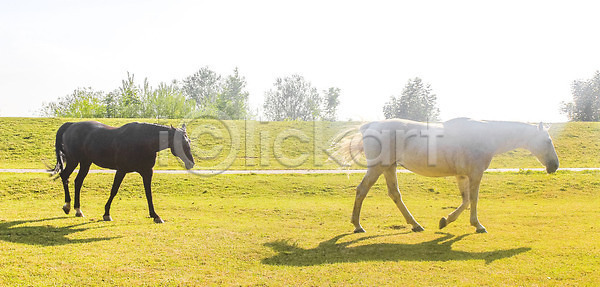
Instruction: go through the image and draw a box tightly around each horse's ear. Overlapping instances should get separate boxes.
[170,124,175,130]
[182,124,187,132]
[538,122,544,131]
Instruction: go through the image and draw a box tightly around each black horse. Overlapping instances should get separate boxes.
[49,121,195,223]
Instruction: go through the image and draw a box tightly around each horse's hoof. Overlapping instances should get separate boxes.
[62,204,70,214]
[103,215,113,221]
[75,211,84,217]
[154,217,164,224]
[439,217,448,229]
[476,228,488,234]
[412,225,425,232]
[353,227,366,233]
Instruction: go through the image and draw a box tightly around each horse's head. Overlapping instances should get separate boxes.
[528,122,559,173]
[171,124,195,170]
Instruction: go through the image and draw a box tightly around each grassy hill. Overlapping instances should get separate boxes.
[0,117,598,170]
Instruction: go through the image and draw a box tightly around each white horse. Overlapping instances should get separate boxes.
[338,117,559,233]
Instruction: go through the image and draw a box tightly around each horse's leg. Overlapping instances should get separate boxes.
[103,170,126,221]
[139,169,163,223]
[468,173,487,233]
[440,175,471,229]
[383,165,424,232]
[60,160,78,214]
[351,166,383,233]
[73,161,91,217]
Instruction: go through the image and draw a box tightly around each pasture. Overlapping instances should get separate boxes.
[1,118,600,170]
[0,118,599,285]
[0,171,599,285]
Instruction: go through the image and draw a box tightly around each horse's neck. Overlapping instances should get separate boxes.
[143,124,172,152]
[486,122,535,155]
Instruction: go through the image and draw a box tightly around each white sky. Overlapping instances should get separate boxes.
[1,0,599,122]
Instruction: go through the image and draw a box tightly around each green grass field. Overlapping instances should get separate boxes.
[0,171,599,285]
[1,118,599,285]
[0,117,355,170]
[1,117,599,170]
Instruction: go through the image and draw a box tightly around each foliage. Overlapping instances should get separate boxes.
[383,77,440,121]
[181,67,251,119]
[42,73,197,119]
[41,87,106,118]
[117,72,144,117]
[263,74,341,121]
[217,68,250,120]
[0,171,599,285]
[322,87,341,121]
[104,74,198,119]
[140,81,197,119]
[561,70,600,121]
[42,67,251,119]
[263,75,320,121]
[181,67,221,115]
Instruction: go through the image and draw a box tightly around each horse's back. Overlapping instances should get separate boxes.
[358,118,489,176]
[62,121,115,143]
[359,118,434,134]
[61,121,118,164]
[442,118,489,137]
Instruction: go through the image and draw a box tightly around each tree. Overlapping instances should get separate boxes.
[180,66,252,119]
[140,80,196,119]
[42,87,106,117]
[44,73,198,119]
[117,72,143,118]
[101,72,144,118]
[383,77,440,121]
[561,71,600,121]
[43,68,252,119]
[181,67,221,114]
[263,75,324,121]
[104,73,197,119]
[322,87,341,121]
[103,91,119,118]
[217,68,250,119]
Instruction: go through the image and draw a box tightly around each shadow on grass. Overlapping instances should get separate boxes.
[263,232,531,266]
[0,217,120,246]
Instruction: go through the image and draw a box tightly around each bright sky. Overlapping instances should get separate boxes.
[1,0,599,122]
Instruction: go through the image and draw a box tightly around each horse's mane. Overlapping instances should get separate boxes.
[124,122,174,131]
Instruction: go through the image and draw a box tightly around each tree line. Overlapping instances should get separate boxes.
[43,67,600,122]
[381,71,600,122]
[43,67,341,121]
[43,68,250,120]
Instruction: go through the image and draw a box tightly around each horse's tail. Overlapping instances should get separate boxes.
[329,124,365,167]
[48,122,73,179]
